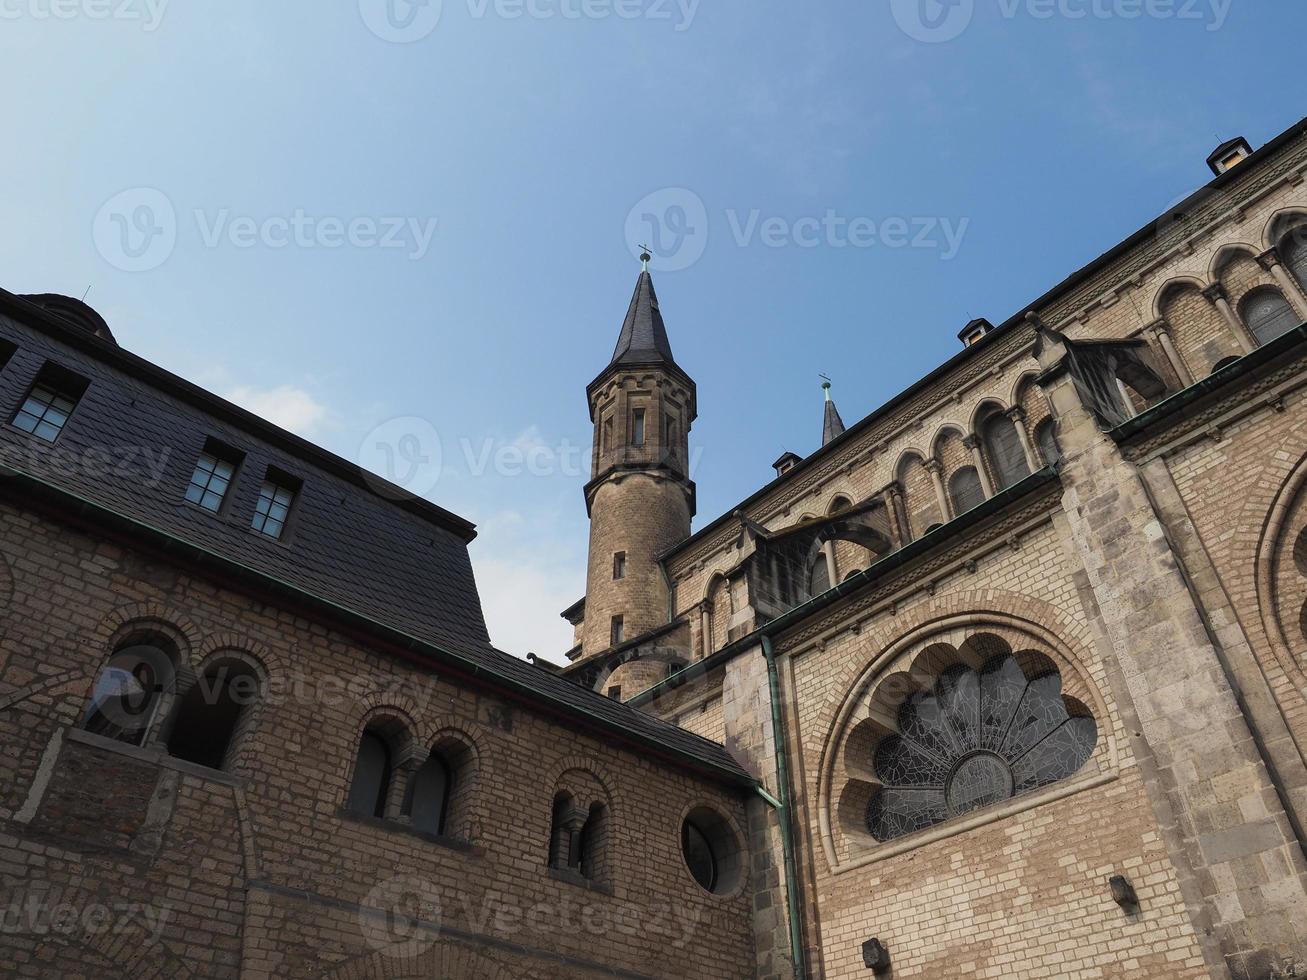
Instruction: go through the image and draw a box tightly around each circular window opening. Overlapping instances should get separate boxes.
[1294,526,1307,577]
[680,807,743,896]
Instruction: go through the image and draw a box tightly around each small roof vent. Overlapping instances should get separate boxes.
[1207,136,1253,177]
[772,451,801,478]
[958,317,994,347]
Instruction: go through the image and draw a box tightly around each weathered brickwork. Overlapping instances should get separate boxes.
[0,501,755,978]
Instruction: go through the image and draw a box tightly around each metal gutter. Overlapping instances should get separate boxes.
[0,463,756,790]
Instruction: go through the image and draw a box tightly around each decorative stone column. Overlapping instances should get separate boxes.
[884,482,910,545]
[699,601,713,660]
[821,540,838,587]
[962,434,995,497]
[1006,406,1040,473]
[1258,246,1307,321]
[923,456,952,522]
[1202,281,1256,354]
[1033,325,1307,980]
[1146,317,1192,387]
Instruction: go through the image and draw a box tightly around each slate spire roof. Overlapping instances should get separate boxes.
[609,269,676,368]
[822,380,846,446]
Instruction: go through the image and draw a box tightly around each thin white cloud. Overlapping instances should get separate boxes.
[474,553,580,663]
[225,384,330,438]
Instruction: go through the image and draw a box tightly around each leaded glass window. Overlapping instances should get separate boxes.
[1241,288,1298,347]
[866,655,1096,842]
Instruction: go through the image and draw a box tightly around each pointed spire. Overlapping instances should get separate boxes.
[821,378,845,446]
[609,267,676,368]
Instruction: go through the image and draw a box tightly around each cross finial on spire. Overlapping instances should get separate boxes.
[819,373,833,401]
[638,244,652,273]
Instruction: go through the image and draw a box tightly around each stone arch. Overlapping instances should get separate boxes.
[895,450,939,540]
[1264,207,1307,250]
[26,901,198,979]
[1151,274,1210,319]
[95,603,202,668]
[968,397,1009,434]
[1006,370,1042,409]
[1253,442,1307,698]
[816,606,1114,871]
[1209,241,1262,282]
[926,421,968,455]
[159,645,272,772]
[590,645,688,696]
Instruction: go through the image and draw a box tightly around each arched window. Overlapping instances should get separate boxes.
[1240,287,1298,347]
[982,413,1030,490]
[166,658,261,770]
[1035,419,1061,467]
[865,655,1097,842]
[81,639,176,746]
[408,754,451,836]
[948,467,985,516]
[1283,230,1307,292]
[347,730,393,819]
[548,792,609,883]
[809,552,831,596]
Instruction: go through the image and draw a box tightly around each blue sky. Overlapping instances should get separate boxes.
[0,0,1301,658]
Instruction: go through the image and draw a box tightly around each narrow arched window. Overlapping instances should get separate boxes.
[1240,287,1298,347]
[948,467,985,516]
[578,802,608,881]
[166,659,261,770]
[81,641,175,746]
[347,731,393,819]
[409,754,452,836]
[982,414,1030,490]
[548,792,576,869]
[1035,420,1061,467]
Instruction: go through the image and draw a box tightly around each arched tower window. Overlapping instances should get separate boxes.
[1240,287,1297,347]
[408,754,452,836]
[809,551,831,596]
[547,781,611,885]
[1280,227,1307,293]
[865,654,1096,842]
[948,467,984,516]
[982,413,1031,490]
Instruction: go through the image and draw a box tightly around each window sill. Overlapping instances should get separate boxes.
[66,727,246,787]
[335,808,481,855]
[547,866,613,896]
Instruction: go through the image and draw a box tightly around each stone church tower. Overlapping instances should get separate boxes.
[578,262,696,674]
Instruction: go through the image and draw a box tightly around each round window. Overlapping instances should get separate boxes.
[679,807,743,896]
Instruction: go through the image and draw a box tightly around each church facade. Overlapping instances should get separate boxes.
[1,116,1307,979]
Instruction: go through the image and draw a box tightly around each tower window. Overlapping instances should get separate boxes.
[251,468,300,539]
[607,685,622,701]
[12,364,88,443]
[613,551,626,580]
[610,615,624,646]
[631,408,646,447]
[601,415,613,454]
[186,439,243,513]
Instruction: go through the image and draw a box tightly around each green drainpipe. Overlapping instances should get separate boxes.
[760,633,807,979]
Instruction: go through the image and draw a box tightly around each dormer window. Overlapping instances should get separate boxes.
[12,364,88,443]
[958,318,994,348]
[251,468,300,540]
[1207,136,1253,176]
[186,439,243,513]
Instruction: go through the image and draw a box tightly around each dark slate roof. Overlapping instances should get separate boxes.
[0,291,753,789]
[609,271,676,368]
[822,389,846,446]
